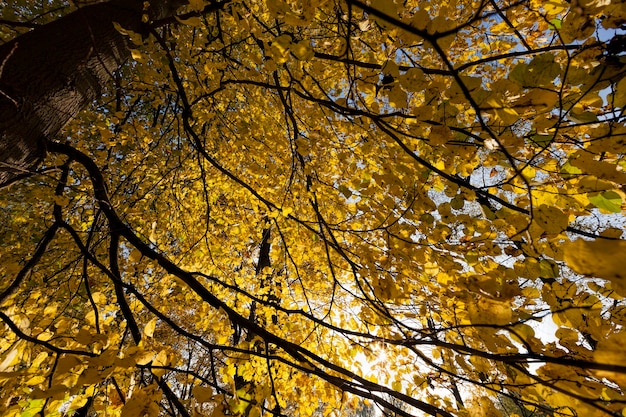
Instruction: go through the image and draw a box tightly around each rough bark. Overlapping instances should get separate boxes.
[0,0,186,187]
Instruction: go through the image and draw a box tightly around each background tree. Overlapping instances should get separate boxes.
[1,0,626,416]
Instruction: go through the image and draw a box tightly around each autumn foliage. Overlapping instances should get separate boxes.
[1,0,626,416]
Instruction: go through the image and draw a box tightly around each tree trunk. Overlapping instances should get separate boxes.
[0,0,186,186]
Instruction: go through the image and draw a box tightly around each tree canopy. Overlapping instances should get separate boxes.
[1,0,626,416]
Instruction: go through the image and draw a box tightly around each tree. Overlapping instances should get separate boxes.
[1,0,626,416]
[0,0,188,186]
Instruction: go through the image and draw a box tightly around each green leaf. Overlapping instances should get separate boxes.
[529,134,552,147]
[19,399,45,417]
[589,191,622,213]
[539,259,559,278]
[549,18,562,29]
[560,161,582,178]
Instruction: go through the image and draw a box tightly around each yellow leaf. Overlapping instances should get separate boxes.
[175,16,203,27]
[429,125,452,146]
[130,50,146,63]
[563,239,626,283]
[0,340,24,371]
[76,328,94,345]
[188,0,205,11]
[249,406,262,417]
[468,297,513,325]
[152,350,169,377]
[25,375,46,386]
[270,34,292,63]
[210,405,229,417]
[85,310,97,327]
[112,22,143,45]
[555,327,579,344]
[533,204,567,235]
[369,0,397,28]
[192,385,214,402]
[121,385,160,417]
[484,96,519,125]
[53,195,70,206]
[55,355,83,376]
[129,249,142,263]
[510,323,535,344]
[387,86,407,108]
[292,40,314,61]
[391,380,403,392]
[144,318,157,338]
[135,349,157,366]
